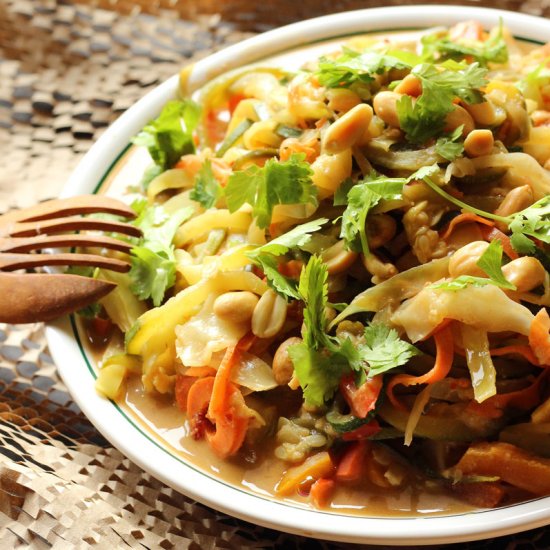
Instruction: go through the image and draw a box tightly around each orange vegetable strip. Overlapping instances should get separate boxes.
[175,375,198,412]
[529,308,550,366]
[184,366,217,378]
[441,213,494,241]
[310,478,335,509]
[208,344,240,420]
[480,226,519,260]
[489,345,540,366]
[336,440,369,482]
[276,452,335,496]
[387,324,454,410]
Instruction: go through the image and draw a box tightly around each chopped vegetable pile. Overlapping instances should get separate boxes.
[85,20,550,513]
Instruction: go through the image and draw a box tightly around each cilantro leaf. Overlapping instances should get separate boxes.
[433,239,516,292]
[397,62,487,144]
[421,21,508,67]
[509,196,550,245]
[435,125,465,161]
[340,174,406,256]
[359,323,421,377]
[133,100,201,184]
[316,50,413,89]
[247,218,328,300]
[476,239,516,290]
[129,204,194,306]
[190,160,222,209]
[225,153,317,229]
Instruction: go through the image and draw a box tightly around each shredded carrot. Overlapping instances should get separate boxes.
[184,366,217,378]
[490,345,540,366]
[336,440,369,482]
[174,375,198,412]
[441,212,494,241]
[279,137,319,162]
[480,226,519,260]
[387,323,454,410]
[309,478,335,508]
[340,375,383,418]
[529,308,550,366]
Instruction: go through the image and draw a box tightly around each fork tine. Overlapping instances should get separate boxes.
[4,217,142,238]
[0,195,136,225]
[0,234,134,253]
[0,253,130,272]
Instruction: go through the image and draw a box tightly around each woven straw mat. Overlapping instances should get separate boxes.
[1,1,550,548]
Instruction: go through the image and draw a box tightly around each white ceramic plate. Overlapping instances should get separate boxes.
[46,6,550,545]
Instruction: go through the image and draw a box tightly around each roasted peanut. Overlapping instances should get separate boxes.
[448,241,490,278]
[444,105,475,137]
[326,88,361,113]
[394,74,422,97]
[213,291,259,324]
[251,289,288,338]
[494,185,534,218]
[464,100,506,127]
[373,91,402,128]
[464,129,494,157]
[502,257,546,293]
[272,336,302,385]
[366,213,397,249]
[321,240,358,274]
[322,103,373,154]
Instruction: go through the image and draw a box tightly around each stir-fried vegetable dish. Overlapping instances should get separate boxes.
[87,20,550,512]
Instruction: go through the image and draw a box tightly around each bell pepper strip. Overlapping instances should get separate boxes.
[340,374,383,418]
[453,441,550,496]
[489,345,540,366]
[480,226,519,260]
[387,324,454,410]
[440,212,495,241]
[336,440,369,482]
[529,308,550,365]
[276,451,335,496]
[341,420,381,441]
[309,478,335,508]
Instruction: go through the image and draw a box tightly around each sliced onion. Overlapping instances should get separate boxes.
[231,352,278,392]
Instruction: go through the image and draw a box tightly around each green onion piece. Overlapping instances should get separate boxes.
[275,124,303,139]
[216,118,253,158]
[231,148,279,170]
[196,228,227,261]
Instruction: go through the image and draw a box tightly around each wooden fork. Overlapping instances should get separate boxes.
[0,195,141,324]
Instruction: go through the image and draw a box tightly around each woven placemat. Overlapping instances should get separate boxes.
[1,1,550,548]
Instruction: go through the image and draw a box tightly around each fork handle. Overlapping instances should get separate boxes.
[0,272,115,323]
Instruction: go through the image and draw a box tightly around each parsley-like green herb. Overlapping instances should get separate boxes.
[433,237,516,292]
[359,323,421,377]
[340,174,409,256]
[397,62,487,144]
[316,50,415,89]
[129,202,194,306]
[435,125,465,161]
[421,21,508,67]
[225,153,317,229]
[189,160,222,209]
[132,100,201,186]
[247,218,328,300]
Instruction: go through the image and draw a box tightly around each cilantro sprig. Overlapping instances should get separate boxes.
[129,200,194,306]
[246,218,328,300]
[435,125,465,161]
[397,62,487,144]
[133,99,201,186]
[189,159,222,209]
[225,153,317,229]
[289,256,421,406]
[433,239,516,291]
